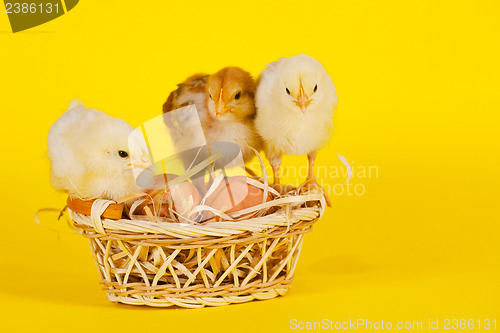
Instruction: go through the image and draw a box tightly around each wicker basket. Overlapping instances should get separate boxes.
[68,186,325,308]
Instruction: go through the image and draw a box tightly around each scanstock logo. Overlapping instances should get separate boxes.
[4,0,78,33]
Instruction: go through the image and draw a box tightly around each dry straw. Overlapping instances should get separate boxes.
[67,150,326,308]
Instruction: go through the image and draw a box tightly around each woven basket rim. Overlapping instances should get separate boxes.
[69,189,325,239]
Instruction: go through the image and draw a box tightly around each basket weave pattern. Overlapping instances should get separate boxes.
[69,192,324,308]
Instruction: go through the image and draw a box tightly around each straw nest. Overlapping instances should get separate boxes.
[68,176,326,308]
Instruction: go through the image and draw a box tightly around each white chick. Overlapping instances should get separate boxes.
[48,100,154,201]
[255,54,338,201]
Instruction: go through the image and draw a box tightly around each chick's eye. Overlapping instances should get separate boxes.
[235,91,241,100]
[286,87,291,95]
[314,84,318,93]
[209,94,212,100]
[118,150,129,158]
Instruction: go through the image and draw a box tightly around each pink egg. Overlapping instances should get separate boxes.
[203,176,271,221]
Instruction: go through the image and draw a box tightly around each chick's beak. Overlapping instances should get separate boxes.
[215,88,233,118]
[294,84,311,113]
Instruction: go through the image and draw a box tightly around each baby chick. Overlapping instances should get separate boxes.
[163,73,210,131]
[204,67,261,162]
[255,54,338,201]
[48,100,154,201]
[163,67,261,163]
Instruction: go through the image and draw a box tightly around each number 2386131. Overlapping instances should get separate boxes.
[443,319,496,330]
[5,2,60,14]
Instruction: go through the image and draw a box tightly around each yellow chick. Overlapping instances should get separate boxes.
[48,100,154,201]
[255,55,338,201]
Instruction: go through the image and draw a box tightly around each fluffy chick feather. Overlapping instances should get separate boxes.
[163,73,210,129]
[48,100,153,201]
[255,54,338,190]
[163,74,211,159]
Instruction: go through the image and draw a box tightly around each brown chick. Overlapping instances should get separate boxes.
[163,67,261,163]
[163,68,261,194]
[204,67,261,163]
[163,73,210,130]
[163,74,212,193]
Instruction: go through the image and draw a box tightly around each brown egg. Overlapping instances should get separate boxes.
[140,174,201,218]
[203,176,272,221]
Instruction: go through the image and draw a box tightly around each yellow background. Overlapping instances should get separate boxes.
[1,0,499,331]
